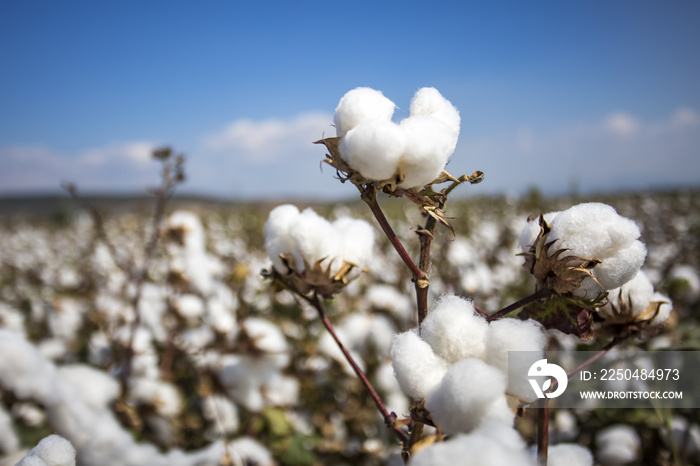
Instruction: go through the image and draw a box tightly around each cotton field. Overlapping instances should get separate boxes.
[0,188,698,466]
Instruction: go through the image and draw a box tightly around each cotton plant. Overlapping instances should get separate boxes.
[263,85,684,465]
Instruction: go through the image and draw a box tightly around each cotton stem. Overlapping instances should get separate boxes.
[487,288,551,322]
[309,293,408,444]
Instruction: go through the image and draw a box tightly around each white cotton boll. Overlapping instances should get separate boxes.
[409,87,461,143]
[25,435,76,466]
[202,395,239,436]
[242,317,288,354]
[397,116,454,189]
[420,294,489,364]
[47,298,83,340]
[599,270,654,321]
[228,437,274,466]
[547,203,646,296]
[390,330,449,400]
[264,204,301,274]
[333,216,376,269]
[334,87,396,138]
[16,456,48,466]
[174,294,205,322]
[262,372,300,407]
[409,431,536,466]
[596,424,641,465]
[129,379,182,417]
[338,119,405,180]
[485,318,546,400]
[425,358,507,434]
[668,264,700,300]
[546,444,593,466]
[366,284,413,321]
[0,403,19,454]
[0,330,58,402]
[57,365,120,411]
[650,292,672,326]
[290,208,342,272]
[166,210,206,253]
[518,212,561,252]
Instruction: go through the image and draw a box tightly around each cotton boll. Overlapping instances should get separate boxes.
[264,204,301,274]
[650,292,672,326]
[409,431,536,466]
[338,119,405,180]
[599,270,654,321]
[547,444,593,466]
[547,203,646,295]
[262,372,300,406]
[485,318,545,400]
[334,87,396,138]
[290,208,342,272]
[25,435,76,466]
[425,358,507,434]
[333,216,376,270]
[228,437,274,466]
[16,456,48,466]
[174,294,205,322]
[241,317,288,354]
[57,365,120,411]
[596,424,641,465]
[0,403,19,454]
[390,330,449,400]
[366,284,413,322]
[202,394,239,437]
[397,116,454,189]
[409,87,461,145]
[518,212,561,252]
[420,294,489,363]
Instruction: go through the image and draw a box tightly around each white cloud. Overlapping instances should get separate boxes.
[81,141,157,166]
[604,112,639,137]
[202,112,333,163]
[0,141,161,193]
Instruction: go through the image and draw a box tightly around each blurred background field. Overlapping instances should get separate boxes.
[1,188,699,465]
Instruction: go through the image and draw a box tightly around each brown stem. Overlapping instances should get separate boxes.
[361,186,425,281]
[310,294,408,444]
[486,288,551,322]
[537,398,549,466]
[566,337,623,379]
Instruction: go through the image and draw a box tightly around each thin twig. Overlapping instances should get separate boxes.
[309,293,408,444]
[566,337,622,379]
[360,186,425,281]
[486,288,551,322]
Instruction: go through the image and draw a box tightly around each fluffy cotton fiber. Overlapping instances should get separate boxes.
[520,203,647,298]
[334,86,460,189]
[264,205,375,279]
[425,358,508,434]
[390,330,449,400]
[419,294,489,363]
[16,434,76,466]
[334,87,396,138]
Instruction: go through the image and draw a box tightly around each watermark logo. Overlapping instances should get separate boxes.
[528,359,568,398]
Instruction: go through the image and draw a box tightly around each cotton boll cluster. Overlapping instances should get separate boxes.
[334,87,460,189]
[15,435,76,466]
[520,203,647,299]
[264,205,376,289]
[391,294,545,434]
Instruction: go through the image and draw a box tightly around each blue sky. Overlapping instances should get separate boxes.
[1,1,699,200]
